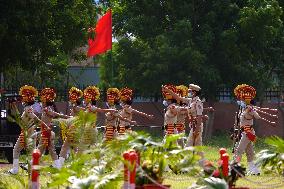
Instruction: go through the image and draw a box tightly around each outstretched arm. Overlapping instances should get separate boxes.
[161,86,189,103]
[76,106,86,111]
[87,105,115,113]
[96,107,116,113]
[252,108,276,127]
[256,109,278,119]
[32,114,51,131]
[132,109,154,119]
[24,107,51,130]
[118,115,137,125]
[52,111,72,119]
[260,117,276,127]
[43,107,71,119]
[203,107,214,112]
[254,106,278,114]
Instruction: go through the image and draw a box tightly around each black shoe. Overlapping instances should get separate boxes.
[20,163,28,171]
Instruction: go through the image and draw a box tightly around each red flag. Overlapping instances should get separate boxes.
[87,10,112,57]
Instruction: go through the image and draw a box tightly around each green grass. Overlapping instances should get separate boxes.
[0,134,283,189]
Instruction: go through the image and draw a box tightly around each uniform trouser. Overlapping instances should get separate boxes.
[38,131,58,161]
[59,139,72,159]
[105,126,116,141]
[13,130,36,159]
[177,131,185,148]
[234,131,255,162]
[186,124,204,158]
[186,124,203,147]
[60,124,78,158]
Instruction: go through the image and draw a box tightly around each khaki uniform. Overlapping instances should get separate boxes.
[118,105,133,135]
[234,105,261,162]
[82,104,97,144]
[59,105,80,159]
[13,106,37,159]
[104,111,119,140]
[186,96,203,147]
[38,106,58,161]
[164,104,180,135]
[176,108,187,132]
[176,108,187,147]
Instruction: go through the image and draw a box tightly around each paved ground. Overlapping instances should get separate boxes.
[0,162,10,168]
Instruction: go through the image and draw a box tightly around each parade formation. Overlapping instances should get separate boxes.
[5,83,278,179]
[2,0,284,188]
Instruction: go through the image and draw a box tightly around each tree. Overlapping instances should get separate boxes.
[215,0,284,95]
[0,0,97,88]
[98,0,284,100]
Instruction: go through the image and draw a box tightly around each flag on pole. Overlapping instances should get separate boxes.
[87,9,112,57]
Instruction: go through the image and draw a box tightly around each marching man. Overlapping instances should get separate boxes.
[84,86,116,117]
[162,84,215,166]
[161,84,183,136]
[38,88,71,168]
[162,84,204,146]
[58,87,84,168]
[104,88,136,141]
[176,85,189,147]
[9,85,49,174]
[233,84,277,175]
[118,87,154,135]
[83,86,116,144]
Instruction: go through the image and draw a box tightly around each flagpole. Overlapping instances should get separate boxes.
[110,9,113,86]
[111,48,114,86]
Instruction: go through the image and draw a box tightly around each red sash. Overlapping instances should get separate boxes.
[175,123,185,132]
[241,125,256,142]
[166,124,175,135]
[41,124,51,148]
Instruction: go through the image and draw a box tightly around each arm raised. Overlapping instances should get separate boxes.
[162,86,189,103]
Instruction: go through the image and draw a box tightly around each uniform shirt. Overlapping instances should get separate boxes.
[69,103,82,116]
[41,106,56,126]
[187,96,203,117]
[164,103,180,125]
[21,105,36,128]
[176,108,187,124]
[87,104,98,113]
[240,105,261,126]
[105,111,119,126]
[119,105,133,126]
[32,102,42,115]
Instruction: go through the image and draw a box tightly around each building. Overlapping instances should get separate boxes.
[67,46,100,88]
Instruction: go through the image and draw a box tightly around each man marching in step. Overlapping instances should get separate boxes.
[233,84,277,175]
[38,88,71,169]
[84,86,116,117]
[9,85,49,174]
[58,87,85,168]
[162,84,214,166]
[118,87,154,135]
[162,84,211,141]
[83,86,116,144]
[104,88,136,141]
[175,85,189,147]
[161,84,185,137]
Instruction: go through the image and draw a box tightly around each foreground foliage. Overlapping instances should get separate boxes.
[256,136,284,175]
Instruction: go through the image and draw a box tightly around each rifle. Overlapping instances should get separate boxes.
[232,105,242,153]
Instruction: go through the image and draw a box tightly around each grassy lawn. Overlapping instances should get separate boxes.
[0,133,283,189]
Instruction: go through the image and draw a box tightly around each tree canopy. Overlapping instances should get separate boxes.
[0,0,97,88]
[98,0,284,100]
[0,0,283,100]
